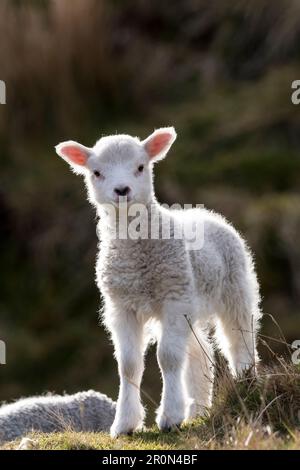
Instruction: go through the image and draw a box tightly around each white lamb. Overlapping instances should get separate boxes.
[55,127,261,437]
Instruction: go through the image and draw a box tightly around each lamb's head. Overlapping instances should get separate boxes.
[55,127,176,207]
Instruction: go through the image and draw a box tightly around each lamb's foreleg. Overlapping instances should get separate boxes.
[109,309,145,437]
[156,304,189,431]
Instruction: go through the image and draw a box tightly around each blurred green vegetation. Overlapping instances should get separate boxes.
[0,0,300,416]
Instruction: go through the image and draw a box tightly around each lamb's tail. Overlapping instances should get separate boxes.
[0,390,116,444]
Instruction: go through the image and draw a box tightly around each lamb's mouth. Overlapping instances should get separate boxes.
[112,195,133,206]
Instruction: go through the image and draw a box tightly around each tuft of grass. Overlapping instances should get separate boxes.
[210,360,300,438]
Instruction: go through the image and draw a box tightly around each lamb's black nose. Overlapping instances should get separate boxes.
[114,186,130,197]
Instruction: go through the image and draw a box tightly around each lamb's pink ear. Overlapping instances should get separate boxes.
[142,127,177,162]
[55,140,91,174]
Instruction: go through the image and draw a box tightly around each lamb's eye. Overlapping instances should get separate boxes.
[138,165,144,173]
[94,170,101,178]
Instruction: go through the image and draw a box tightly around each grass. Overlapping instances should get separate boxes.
[1,360,300,450]
[1,0,300,407]
[2,422,300,451]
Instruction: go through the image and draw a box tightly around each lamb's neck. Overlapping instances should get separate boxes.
[96,199,164,244]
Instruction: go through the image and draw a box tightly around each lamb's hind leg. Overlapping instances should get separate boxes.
[215,259,261,376]
[183,326,214,421]
[215,308,260,376]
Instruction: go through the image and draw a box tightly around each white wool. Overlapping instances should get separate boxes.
[0,391,115,443]
[56,127,262,437]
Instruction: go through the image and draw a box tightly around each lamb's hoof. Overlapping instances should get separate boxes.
[160,423,181,433]
[110,427,134,438]
[156,413,183,432]
[234,364,258,380]
[161,427,171,433]
[110,424,133,438]
[111,429,132,438]
[110,421,143,438]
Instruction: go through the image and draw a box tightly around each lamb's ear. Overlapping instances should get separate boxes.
[55,140,91,174]
[142,127,177,162]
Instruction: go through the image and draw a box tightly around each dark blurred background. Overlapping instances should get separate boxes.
[0,0,300,412]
